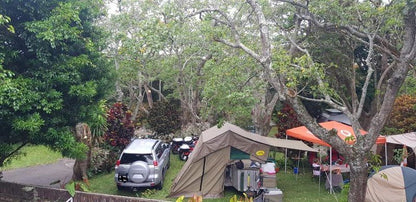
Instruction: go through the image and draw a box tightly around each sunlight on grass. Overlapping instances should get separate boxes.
[2,145,63,171]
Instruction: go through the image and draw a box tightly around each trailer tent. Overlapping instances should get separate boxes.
[168,122,317,198]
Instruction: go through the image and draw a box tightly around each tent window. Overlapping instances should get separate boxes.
[230,147,250,160]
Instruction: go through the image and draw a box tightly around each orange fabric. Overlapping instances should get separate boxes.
[286,121,386,147]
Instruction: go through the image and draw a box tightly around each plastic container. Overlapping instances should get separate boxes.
[293,167,298,174]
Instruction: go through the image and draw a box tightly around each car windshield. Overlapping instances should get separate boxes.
[120,153,153,165]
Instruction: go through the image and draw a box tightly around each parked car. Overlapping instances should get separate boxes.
[114,139,170,190]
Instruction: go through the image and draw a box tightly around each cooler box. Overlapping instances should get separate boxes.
[231,166,260,192]
[263,188,283,202]
[261,174,276,188]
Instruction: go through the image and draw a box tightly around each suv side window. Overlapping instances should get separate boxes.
[156,144,163,159]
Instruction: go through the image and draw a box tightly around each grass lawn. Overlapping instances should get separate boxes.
[88,152,347,202]
[1,145,63,171]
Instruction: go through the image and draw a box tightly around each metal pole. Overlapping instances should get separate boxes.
[329,147,333,194]
[285,134,288,173]
[319,147,321,193]
[385,142,388,166]
[296,150,300,180]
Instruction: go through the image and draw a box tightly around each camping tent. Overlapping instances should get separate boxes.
[366,166,416,202]
[169,122,317,198]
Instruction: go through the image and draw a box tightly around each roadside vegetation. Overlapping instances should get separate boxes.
[2,145,62,171]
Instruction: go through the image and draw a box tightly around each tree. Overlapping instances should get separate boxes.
[102,0,173,120]
[0,0,113,168]
[183,0,415,201]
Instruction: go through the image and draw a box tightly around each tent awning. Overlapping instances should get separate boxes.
[286,121,386,147]
[200,122,317,153]
[386,132,416,152]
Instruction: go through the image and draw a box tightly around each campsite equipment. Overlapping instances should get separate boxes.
[230,164,260,192]
[263,187,283,202]
[169,122,316,198]
[365,166,416,202]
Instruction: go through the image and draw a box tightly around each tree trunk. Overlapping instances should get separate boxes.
[252,105,272,136]
[144,84,153,109]
[348,153,369,202]
[72,123,92,182]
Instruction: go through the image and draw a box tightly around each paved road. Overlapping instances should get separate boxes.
[1,158,75,188]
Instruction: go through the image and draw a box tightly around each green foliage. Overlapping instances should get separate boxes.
[0,0,113,164]
[65,180,90,197]
[147,100,181,136]
[87,100,108,142]
[274,103,302,138]
[367,151,382,173]
[340,183,350,202]
[393,148,404,164]
[383,94,416,134]
[88,146,112,176]
[104,102,134,150]
[400,72,416,95]
[201,53,260,127]
[65,181,77,197]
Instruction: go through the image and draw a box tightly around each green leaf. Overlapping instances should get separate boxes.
[65,181,76,197]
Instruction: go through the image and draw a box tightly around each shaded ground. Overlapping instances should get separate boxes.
[1,158,74,188]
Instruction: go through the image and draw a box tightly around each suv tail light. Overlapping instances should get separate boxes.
[153,160,158,166]
[116,160,120,167]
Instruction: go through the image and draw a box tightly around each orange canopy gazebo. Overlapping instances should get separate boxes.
[286,121,386,147]
[285,121,387,193]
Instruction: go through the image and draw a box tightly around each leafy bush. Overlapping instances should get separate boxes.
[88,146,113,176]
[383,94,416,134]
[103,102,134,150]
[274,103,302,138]
[147,100,181,137]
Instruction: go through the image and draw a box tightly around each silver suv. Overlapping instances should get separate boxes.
[114,139,170,190]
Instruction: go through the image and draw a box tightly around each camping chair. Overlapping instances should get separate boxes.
[312,164,321,179]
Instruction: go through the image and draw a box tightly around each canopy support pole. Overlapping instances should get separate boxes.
[319,147,321,193]
[384,142,388,166]
[296,150,300,180]
[329,147,333,194]
[285,134,288,173]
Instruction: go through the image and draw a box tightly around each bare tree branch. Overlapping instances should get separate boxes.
[356,34,375,117]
